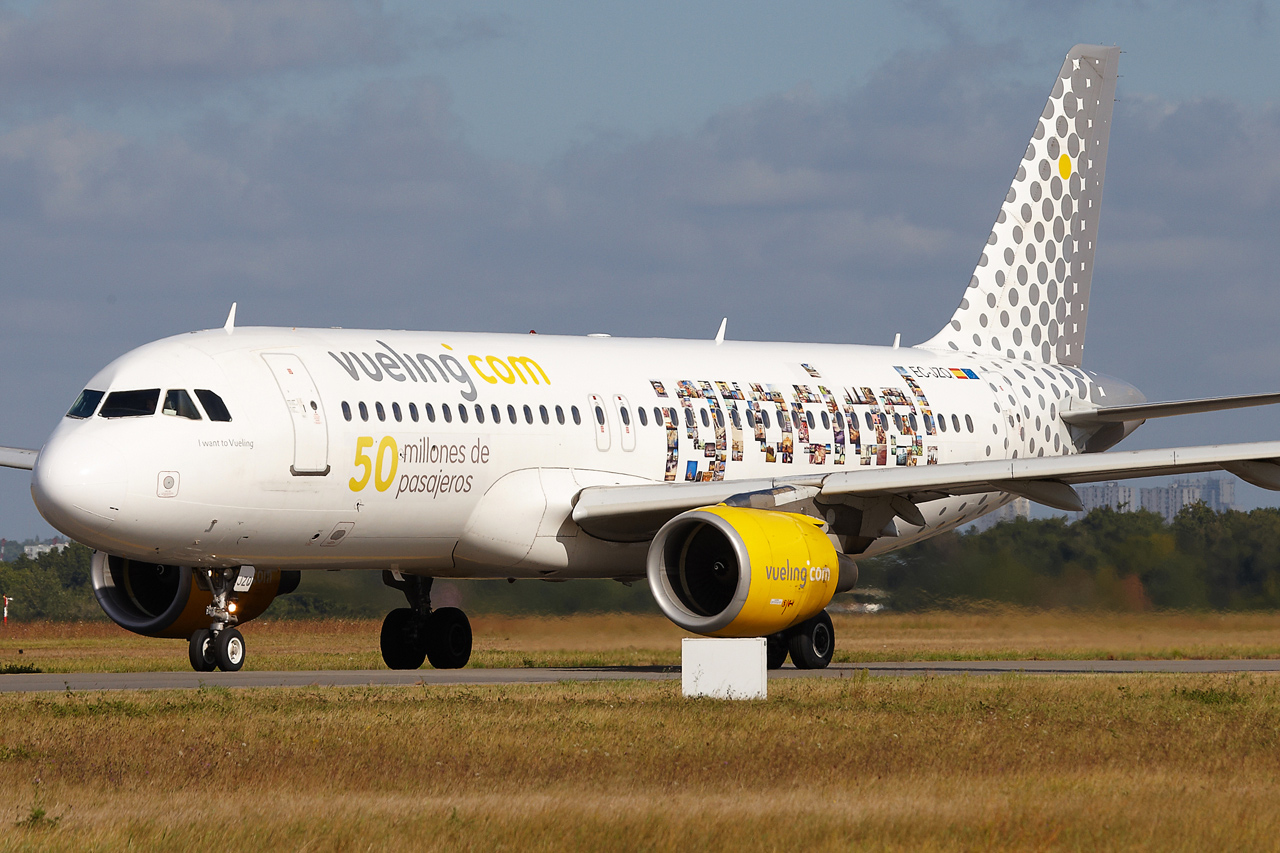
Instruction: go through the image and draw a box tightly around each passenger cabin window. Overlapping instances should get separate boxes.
[442,404,453,423]
[539,405,550,425]
[951,414,961,432]
[375,402,386,422]
[359,402,369,422]
[700,409,710,428]
[457,405,468,424]
[507,405,517,423]
[162,389,202,420]
[66,389,105,419]
[491,405,501,423]
[342,401,352,422]
[474,404,484,424]
[805,411,815,429]
[746,409,755,428]
[425,403,436,422]
[652,407,661,426]
[638,407,648,426]
[556,405,566,425]
[195,390,233,422]
[965,414,974,433]
[523,405,533,424]
[99,389,160,419]
[761,410,771,429]
[409,403,419,422]
[938,413,947,432]
[573,406,583,425]
[821,412,829,430]
[392,402,402,422]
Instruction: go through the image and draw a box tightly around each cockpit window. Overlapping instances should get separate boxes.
[66,389,105,419]
[195,389,232,422]
[162,389,202,420]
[99,389,160,418]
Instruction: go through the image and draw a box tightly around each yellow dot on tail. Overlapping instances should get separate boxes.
[1058,154,1072,180]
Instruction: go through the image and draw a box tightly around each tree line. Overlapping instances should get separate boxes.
[859,504,1280,611]
[4,503,1280,620]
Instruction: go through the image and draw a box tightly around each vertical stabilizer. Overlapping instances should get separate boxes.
[921,44,1119,366]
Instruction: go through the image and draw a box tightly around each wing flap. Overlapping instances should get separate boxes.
[0,446,37,471]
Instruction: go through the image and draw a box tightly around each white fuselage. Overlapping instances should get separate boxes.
[31,327,1136,578]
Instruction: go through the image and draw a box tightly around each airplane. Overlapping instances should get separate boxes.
[4,43,1280,674]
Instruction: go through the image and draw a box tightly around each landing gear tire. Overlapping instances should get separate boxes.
[788,610,834,670]
[766,633,789,669]
[213,628,246,672]
[188,629,216,673]
[425,607,472,669]
[381,608,428,670]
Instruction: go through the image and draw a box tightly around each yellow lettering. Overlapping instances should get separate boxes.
[486,356,516,384]
[349,436,374,492]
[374,436,399,492]
[469,354,498,384]
[507,355,550,385]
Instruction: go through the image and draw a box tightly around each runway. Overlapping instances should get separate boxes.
[3,659,1280,692]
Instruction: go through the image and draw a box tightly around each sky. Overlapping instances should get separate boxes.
[2,0,1280,537]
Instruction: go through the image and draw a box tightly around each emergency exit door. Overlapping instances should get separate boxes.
[262,353,330,475]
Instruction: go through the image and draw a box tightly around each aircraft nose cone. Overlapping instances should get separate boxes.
[32,430,126,540]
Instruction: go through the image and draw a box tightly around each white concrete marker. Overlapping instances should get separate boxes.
[681,637,767,699]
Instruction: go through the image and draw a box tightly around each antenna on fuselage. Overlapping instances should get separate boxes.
[714,317,727,345]
[223,303,237,335]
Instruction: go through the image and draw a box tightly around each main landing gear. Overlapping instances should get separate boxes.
[766,610,834,670]
[380,572,472,670]
[188,567,249,673]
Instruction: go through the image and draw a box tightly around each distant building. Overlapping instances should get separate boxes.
[1139,478,1236,523]
[1071,476,1236,523]
[972,496,1030,531]
[1077,481,1135,513]
[22,541,68,560]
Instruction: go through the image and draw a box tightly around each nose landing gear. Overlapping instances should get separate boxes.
[380,572,472,670]
[186,567,250,673]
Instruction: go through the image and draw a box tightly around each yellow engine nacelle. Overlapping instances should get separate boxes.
[90,551,299,639]
[646,505,853,637]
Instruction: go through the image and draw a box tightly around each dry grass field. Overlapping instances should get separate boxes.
[2,613,1280,849]
[1,675,1279,850]
[4,610,1280,673]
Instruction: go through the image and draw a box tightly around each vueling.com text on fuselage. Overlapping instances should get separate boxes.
[328,339,551,401]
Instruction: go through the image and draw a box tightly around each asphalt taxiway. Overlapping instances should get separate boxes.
[2,659,1279,692]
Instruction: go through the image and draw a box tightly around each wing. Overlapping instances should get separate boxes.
[572,440,1280,540]
[0,446,37,471]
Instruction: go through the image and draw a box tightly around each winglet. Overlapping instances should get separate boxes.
[223,302,237,335]
[714,318,727,345]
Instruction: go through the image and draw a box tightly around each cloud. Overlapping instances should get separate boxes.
[4,36,1280,532]
[0,1,504,98]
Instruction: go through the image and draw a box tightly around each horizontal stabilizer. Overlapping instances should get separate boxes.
[0,446,37,470]
[1061,392,1280,425]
